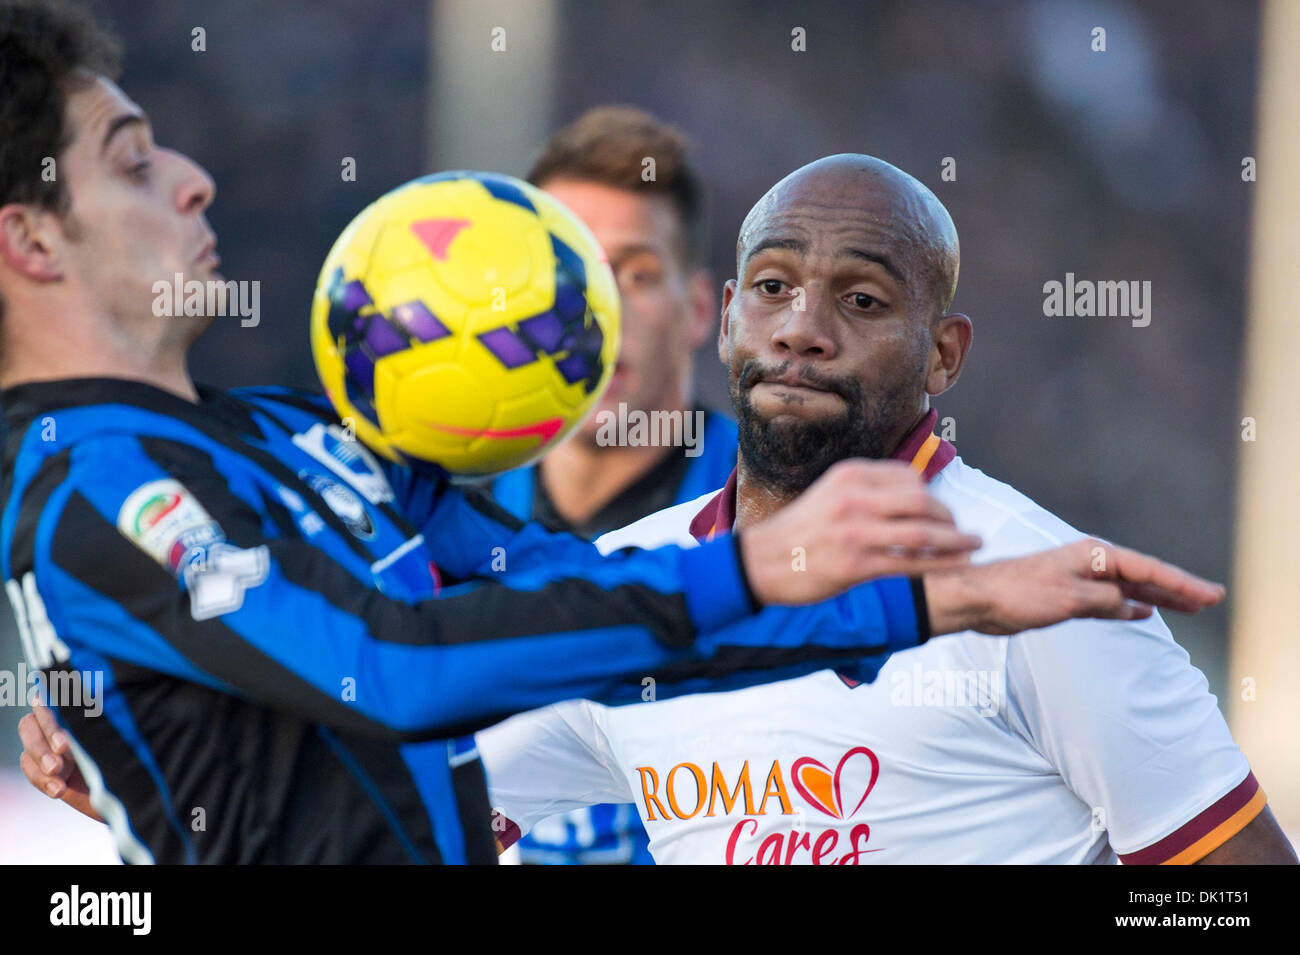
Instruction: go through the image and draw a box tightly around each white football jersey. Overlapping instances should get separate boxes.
[477,453,1262,864]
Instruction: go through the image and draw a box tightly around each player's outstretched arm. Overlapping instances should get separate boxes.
[924,538,1225,637]
[414,457,982,605]
[24,437,984,746]
[16,539,1223,825]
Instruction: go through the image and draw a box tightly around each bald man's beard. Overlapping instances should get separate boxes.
[732,359,919,496]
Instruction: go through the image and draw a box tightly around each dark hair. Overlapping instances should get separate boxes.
[527,105,706,266]
[0,0,119,334]
[0,0,120,213]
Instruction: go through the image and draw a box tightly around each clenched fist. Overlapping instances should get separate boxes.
[740,459,981,605]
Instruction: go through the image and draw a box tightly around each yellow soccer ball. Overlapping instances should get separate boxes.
[310,171,620,475]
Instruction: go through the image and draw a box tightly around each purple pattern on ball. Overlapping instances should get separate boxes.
[392,301,450,343]
[478,327,537,368]
[364,314,408,357]
[560,318,603,355]
[555,353,591,385]
[341,279,372,313]
[519,311,564,352]
[344,348,376,397]
[553,283,586,320]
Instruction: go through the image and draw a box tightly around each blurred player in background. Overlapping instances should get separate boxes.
[477,155,1298,865]
[490,106,735,865]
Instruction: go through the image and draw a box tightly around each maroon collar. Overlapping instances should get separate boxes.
[688,408,955,542]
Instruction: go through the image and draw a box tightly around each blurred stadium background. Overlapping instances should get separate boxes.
[3,0,1295,861]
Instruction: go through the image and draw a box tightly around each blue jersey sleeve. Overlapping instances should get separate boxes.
[388,464,924,701]
[33,434,920,739]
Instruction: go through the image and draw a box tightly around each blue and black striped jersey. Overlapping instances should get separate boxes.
[0,377,923,864]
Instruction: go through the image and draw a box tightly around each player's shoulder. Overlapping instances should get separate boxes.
[17,385,323,505]
[932,455,1087,560]
[594,490,717,554]
[226,385,337,423]
[4,379,313,466]
[938,458,1188,659]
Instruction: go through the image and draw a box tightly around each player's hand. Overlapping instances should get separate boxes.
[925,538,1226,636]
[740,459,982,605]
[18,701,103,823]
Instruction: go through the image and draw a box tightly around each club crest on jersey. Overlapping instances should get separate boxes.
[298,469,375,540]
[118,478,225,575]
[291,422,393,504]
[275,485,327,537]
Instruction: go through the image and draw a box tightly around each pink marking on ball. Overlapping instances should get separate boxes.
[423,416,566,444]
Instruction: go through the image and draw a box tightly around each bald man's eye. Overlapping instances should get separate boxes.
[754,279,786,296]
[847,292,885,311]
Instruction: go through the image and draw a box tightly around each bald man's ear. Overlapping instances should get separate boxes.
[925,312,972,397]
[718,279,738,365]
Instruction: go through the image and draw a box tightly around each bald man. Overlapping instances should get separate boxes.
[476,155,1297,865]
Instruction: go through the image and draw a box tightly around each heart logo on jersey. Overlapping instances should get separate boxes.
[790,746,880,820]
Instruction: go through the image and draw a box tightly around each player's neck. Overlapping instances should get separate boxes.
[732,458,799,531]
[0,304,199,402]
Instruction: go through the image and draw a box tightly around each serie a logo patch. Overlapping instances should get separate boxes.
[116,478,269,620]
[117,478,223,575]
